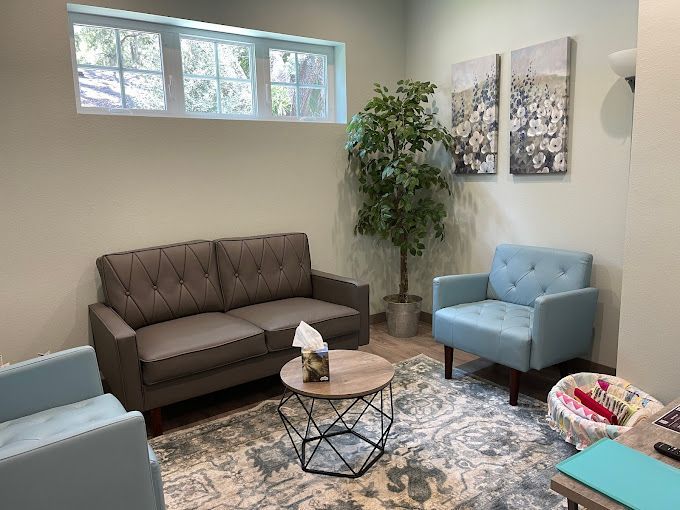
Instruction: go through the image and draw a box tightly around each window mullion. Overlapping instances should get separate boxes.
[256,42,270,119]
[294,52,300,118]
[114,29,126,108]
[214,42,222,114]
[160,31,184,114]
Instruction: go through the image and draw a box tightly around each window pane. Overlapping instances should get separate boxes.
[184,78,217,113]
[298,53,325,86]
[123,72,165,110]
[74,25,117,67]
[120,30,162,71]
[181,38,216,77]
[77,68,122,108]
[218,43,250,79]
[270,50,296,83]
[271,85,297,116]
[220,81,253,115]
[300,87,326,118]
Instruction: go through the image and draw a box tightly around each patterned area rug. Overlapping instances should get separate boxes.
[150,355,575,509]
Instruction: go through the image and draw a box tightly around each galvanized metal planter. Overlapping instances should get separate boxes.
[383,294,422,338]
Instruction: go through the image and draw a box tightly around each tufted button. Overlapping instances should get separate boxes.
[125,291,130,296]
[234,273,239,278]
[299,262,303,267]
[257,269,262,275]
[152,285,158,290]
[204,273,209,278]
[179,279,184,285]
[279,265,283,270]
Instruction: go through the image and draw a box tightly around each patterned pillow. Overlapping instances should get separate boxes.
[556,391,609,423]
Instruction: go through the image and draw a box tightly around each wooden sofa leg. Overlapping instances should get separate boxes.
[149,407,163,437]
[509,369,521,406]
[444,346,453,379]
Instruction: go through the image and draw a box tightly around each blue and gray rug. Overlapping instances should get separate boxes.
[150,355,575,509]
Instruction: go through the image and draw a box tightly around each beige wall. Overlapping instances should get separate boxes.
[617,0,680,403]
[404,0,638,368]
[0,0,405,363]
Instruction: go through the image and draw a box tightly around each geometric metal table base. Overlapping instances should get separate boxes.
[277,383,393,478]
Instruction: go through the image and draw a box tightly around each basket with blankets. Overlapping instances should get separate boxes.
[547,373,664,450]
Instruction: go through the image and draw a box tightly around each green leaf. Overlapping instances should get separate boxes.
[381,166,395,180]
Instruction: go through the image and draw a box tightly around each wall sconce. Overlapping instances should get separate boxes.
[608,48,636,92]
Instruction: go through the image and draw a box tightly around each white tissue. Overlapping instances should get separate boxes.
[292,321,325,350]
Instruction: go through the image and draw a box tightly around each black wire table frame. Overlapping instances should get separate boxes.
[277,383,393,478]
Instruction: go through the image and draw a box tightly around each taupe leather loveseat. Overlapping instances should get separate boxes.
[89,233,368,435]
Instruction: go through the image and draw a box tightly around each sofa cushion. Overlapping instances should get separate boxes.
[214,233,312,311]
[136,312,266,385]
[97,240,224,330]
[434,299,533,372]
[487,244,593,307]
[0,394,125,455]
[228,297,359,352]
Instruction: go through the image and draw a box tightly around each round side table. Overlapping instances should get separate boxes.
[278,350,395,478]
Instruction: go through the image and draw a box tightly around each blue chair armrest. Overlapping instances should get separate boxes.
[0,346,103,423]
[433,273,489,313]
[530,287,599,370]
[0,411,161,510]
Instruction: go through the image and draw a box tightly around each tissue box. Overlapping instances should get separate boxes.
[301,342,329,382]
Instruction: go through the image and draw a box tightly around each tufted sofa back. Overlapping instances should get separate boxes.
[97,241,224,330]
[214,233,313,311]
[487,244,593,307]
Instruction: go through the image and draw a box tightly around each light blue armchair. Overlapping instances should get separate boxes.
[433,244,598,405]
[0,346,165,510]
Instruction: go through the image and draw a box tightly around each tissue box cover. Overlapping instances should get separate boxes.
[302,344,329,382]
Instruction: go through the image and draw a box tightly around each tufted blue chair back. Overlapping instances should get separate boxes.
[487,244,593,307]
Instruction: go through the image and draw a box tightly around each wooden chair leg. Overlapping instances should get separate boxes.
[509,369,521,406]
[149,407,163,437]
[444,346,453,379]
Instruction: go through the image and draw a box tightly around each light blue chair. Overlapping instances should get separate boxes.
[0,346,165,510]
[433,244,598,405]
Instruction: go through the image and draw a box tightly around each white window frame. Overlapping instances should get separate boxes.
[67,9,340,123]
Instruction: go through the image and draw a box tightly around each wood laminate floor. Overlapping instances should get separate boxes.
[156,321,563,435]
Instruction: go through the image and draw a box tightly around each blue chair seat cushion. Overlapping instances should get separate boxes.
[434,299,534,372]
[0,394,125,456]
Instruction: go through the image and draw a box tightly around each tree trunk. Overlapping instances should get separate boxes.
[399,247,408,302]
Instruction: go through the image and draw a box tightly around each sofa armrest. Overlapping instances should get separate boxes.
[432,273,490,313]
[0,346,103,423]
[530,287,599,370]
[311,270,369,346]
[89,303,145,411]
[0,411,161,510]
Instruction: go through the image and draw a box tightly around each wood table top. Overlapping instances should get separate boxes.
[551,397,680,510]
[279,350,395,399]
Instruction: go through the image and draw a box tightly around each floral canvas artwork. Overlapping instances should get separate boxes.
[451,55,499,174]
[510,37,570,174]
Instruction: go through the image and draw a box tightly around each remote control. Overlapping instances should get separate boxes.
[654,442,680,462]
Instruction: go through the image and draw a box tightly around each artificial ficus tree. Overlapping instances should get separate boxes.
[346,80,453,303]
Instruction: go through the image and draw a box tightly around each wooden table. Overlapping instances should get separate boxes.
[551,397,680,509]
[278,350,395,478]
